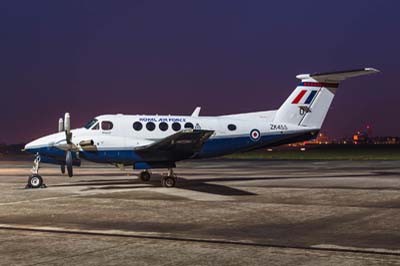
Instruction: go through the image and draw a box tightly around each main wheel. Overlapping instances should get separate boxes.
[161,176,176,188]
[139,171,151,182]
[28,174,43,189]
[61,164,66,174]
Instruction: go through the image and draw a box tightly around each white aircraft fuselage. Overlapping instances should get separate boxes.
[25,112,318,167]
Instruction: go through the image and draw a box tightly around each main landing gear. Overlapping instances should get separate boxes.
[161,168,177,188]
[26,153,47,189]
[138,168,177,188]
[139,170,151,182]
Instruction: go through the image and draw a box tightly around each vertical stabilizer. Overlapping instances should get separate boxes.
[273,68,379,129]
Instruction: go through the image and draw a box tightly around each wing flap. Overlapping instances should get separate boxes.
[134,129,214,161]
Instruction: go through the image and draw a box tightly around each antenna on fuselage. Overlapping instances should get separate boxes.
[191,107,201,117]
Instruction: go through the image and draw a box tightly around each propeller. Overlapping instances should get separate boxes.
[56,112,95,177]
[56,112,76,177]
[64,113,73,177]
[58,118,66,174]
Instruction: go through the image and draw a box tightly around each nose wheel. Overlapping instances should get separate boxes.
[27,174,45,189]
[26,154,47,189]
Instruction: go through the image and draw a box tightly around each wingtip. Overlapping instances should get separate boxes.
[365,67,381,73]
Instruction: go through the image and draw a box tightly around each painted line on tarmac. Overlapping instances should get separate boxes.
[0,224,399,257]
[0,195,82,206]
[135,187,233,201]
[312,244,400,255]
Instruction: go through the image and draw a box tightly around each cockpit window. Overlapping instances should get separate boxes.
[101,121,113,130]
[92,123,99,130]
[84,119,98,129]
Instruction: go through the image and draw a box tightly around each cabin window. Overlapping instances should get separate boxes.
[228,124,237,131]
[84,119,98,129]
[172,122,181,131]
[146,122,156,131]
[101,121,113,130]
[184,122,194,129]
[133,121,143,131]
[159,122,168,131]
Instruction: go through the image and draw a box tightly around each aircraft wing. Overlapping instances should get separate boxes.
[134,129,214,161]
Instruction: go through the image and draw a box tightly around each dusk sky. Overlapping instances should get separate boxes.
[1,1,399,143]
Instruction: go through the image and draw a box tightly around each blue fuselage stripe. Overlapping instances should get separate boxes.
[25,131,317,166]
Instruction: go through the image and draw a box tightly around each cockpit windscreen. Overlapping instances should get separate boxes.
[84,119,98,129]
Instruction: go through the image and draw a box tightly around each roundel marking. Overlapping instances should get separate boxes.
[250,129,261,141]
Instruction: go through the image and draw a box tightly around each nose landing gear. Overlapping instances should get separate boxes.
[26,154,47,189]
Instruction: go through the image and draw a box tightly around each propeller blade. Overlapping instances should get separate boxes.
[58,118,64,132]
[66,150,73,177]
[64,113,72,143]
[64,113,70,132]
[54,143,79,152]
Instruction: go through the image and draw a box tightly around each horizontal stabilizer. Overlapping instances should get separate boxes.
[296,68,380,82]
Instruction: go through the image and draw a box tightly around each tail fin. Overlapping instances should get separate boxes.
[273,68,379,128]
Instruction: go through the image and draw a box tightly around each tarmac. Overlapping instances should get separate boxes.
[0,159,400,265]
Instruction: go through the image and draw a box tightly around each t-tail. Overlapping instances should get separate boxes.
[273,68,380,129]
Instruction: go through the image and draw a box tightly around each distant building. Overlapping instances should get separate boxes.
[352,131,371,145]
[371,136,400,145]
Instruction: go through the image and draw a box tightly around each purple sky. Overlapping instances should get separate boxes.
[0,1,399,143]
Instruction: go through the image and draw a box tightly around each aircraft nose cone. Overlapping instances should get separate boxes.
[24,136,52,153]
[24,142,32,151]
[24,131,66,154]
[24,140,38,154]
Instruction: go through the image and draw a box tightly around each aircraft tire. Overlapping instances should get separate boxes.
[28,174,43,189]
[161,176,176,188]
[61,164,66,174]
[139,171,151,182]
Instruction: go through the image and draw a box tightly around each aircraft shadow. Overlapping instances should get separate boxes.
[52,175,255,196]
[49,170,400,196]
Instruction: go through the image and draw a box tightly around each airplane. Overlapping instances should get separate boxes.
[24,68,379,189]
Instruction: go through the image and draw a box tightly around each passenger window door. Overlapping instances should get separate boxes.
[101,121,113,134]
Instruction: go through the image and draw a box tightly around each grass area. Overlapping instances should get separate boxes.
[226,145,400,160]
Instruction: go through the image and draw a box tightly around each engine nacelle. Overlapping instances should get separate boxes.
[79,140,97,152]
[79,140,94,146]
